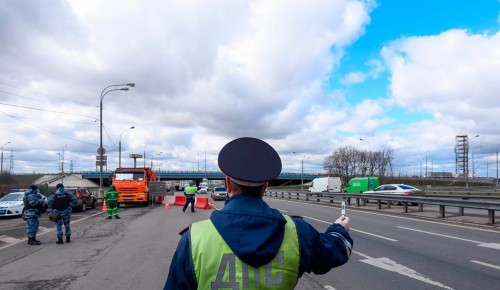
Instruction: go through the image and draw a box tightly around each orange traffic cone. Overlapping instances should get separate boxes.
[209,197,215,209]
[102,200,107,212]
[164,196,170,209]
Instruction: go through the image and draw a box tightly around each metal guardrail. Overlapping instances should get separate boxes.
[264,191,500,224]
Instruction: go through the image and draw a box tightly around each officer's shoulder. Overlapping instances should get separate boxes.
[179,226,190,235]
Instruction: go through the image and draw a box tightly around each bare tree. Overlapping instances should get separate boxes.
[323,144,395,185]
[323,145,360,185]
[378,145,394,178]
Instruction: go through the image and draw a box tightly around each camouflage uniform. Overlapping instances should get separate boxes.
[24,187,46,245]
[104,185,120,219]
[48,184,78,244]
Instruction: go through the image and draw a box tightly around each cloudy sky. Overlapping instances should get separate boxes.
[1,0,500,177]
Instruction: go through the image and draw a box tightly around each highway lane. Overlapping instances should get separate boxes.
[0,209,103,250]
[266,197,500,290]
[1,196,499,289]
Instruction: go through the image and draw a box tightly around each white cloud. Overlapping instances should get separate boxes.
[375,28,500,174]
[0,0,373,173]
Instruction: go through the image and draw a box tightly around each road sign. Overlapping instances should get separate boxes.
[97,147,106,155]
[96,155,107,166]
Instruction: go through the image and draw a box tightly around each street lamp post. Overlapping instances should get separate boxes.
[1,141,11,174]
[119,126,135,168]
[496,144,499,187]
[466,134,479,189]
[360,138,372,190]
[155,152,163,171]
[159,160,167,172]
[57,153,61,173]
[99,83,135,200]
[61,145,68,174]
[425,151,429,178]
[292,152,304,192]
[419,158,422,177]
[472,145,483,178]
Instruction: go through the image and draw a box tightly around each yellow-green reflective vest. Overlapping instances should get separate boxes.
[190,215,300,289]
[185,185,197,195]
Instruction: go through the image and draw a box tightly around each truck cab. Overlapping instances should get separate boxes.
[113,167,157,207]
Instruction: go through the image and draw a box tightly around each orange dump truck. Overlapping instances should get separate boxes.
[112,167,157,207]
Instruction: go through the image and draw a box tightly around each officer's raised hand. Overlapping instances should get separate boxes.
[334,216,350,231]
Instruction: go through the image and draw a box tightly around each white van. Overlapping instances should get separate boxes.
[308,177,342,193]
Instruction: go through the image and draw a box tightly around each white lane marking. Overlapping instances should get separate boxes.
[477,243,500,250]
[268,198,500,234]
[0,211,105,251]
[350,228,398,242]
[353,251,454,290]
[301,215,398,242]
[38,226,52,233]
[323,286,336,290]
[398,226,500,250]
[397,226,481,243]
[0,235,22,244]
[471,260,500,270]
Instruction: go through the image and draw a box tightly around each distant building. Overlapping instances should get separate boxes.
[33,174,99,191]
[429,172,453,178]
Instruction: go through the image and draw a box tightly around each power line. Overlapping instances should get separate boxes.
[0,82,90,106]
[0,100,97,120]
[0,109,98,146]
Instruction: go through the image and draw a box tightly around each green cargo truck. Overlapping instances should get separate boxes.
[344,177,380,193]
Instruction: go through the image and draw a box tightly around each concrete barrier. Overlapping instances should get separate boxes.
[173,195,186,206]
[194,197,211,210]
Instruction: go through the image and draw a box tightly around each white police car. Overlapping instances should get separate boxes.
[0,191,25,217]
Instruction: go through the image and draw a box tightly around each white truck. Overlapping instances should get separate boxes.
[308,177,342,193]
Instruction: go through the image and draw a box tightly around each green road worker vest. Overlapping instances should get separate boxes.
[105,190,119,201]
[190,215,300,289]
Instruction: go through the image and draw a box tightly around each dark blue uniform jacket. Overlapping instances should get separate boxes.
[164,194,353,289]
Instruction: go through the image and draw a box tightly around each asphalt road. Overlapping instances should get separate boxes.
[0,194,499,289]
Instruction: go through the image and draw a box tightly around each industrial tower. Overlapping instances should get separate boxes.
[455,135,469,177]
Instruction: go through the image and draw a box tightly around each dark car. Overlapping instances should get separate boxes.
[66,188,97,211]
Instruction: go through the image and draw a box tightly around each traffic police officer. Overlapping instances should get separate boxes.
[165,137,353,289]
[48,183,78,244]
[182,181,197,213]
[24,185,46,245]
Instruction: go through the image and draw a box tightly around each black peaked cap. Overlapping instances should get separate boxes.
[218,137,282,183]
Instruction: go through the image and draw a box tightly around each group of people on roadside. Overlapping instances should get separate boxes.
[23,183,121,246]
[23,183,78,245]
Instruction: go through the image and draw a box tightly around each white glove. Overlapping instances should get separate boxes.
[334,215,350,232]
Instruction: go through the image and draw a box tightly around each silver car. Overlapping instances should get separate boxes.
[211,187,228,201]
[364,184,423,205]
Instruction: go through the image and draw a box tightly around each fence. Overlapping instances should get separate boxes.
[264,191,500,225]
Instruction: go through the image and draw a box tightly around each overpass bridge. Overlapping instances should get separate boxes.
[81,171,321,187]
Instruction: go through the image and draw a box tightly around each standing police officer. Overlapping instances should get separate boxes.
[165,137,353,289]
[48,183,78,244]
[182,181,197,213]
[24,185,46,245]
